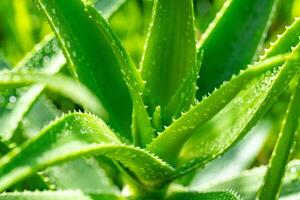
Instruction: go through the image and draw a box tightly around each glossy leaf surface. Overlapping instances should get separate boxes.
[0,113,174,191]
[197,0,279,97]
[141,0,197,121]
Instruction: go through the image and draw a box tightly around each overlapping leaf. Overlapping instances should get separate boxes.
[147,17,300,172]
[35,0,138,140]
[258,77,300,199]
[147,54,289,165]
[141,0,197,124]
[0,113,174,191]
[0,0,124,141]
[0,71,107,117]
[197,0,279,96]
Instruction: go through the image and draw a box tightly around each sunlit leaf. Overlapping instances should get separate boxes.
[0,113,174,191]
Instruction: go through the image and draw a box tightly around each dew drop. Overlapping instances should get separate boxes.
[9,96,17,103]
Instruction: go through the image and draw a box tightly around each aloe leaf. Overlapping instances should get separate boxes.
[21,96,119,194]
[257,76,300,199]
[197,0,279,97]
[147,54,289,165]
[201,160,300,200]
[261,18,300,60]
[164,50,203,122]
[165,190,241,200]
[189,119,270,187]
[0,191,123,200]
[86,5,153,147]
[0,112,174,191]
[45,158,119,194]
[0,36,65,141]
[141,0,197,120]
[0,71,107,118]
[0,0,126,141]
[175,40,300,174]
[148,17,300,167]
[34,0,135,140]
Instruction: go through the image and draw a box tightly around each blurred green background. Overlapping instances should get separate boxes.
[0,0,300,168]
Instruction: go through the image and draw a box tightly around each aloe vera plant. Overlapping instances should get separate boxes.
[1,0,300,199]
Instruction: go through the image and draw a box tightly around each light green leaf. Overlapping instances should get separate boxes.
[147,54,290,166]
[164,50,203,122]
[176,40,300,175]
[0,190,123,200]
[189,119,271,187]
[0,0,127,141]
[0,112,174,191]
[257,78,300,199]
[141,0,197,122]
[34,0,136,140]
[147,17,300,169]
[197,0,279,97]
[0,71,107,118]
[85,5,153,147]
[201,160,300,200]
[22,96,119,194]
[165,190,241,200]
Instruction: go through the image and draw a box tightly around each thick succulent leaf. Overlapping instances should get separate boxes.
[200,160,300,200]
[0,0,126,141]
[165,191,241,200]
[22,96,119,194]
[0,113,174,191]
[34,0,136,140]
[0,191,123,200]
[0,71,107,118]
[260,17,300,60]
[147,54,289,165]
[189,120,270,187]
[257,76,300,199]
[148,17,300,167]
[176,40,300,175]
[197,0,279,97]
[140,0,197,120]
[164,50,203,122]
[0,36,64,141]
[86,6,153,147]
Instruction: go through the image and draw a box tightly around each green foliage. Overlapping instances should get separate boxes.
[0,0,300,199]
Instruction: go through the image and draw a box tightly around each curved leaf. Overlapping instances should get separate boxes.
[0,113,174,191]
[34,0,135,140]
[85,5,153,147]
[0,0,127,141]
[0,191,123,200]
[257,76,300,199]
[141,0,197,121]
[197,0,279,97]
[175,39,300,176]
[147,16,300,168]
[0,71,107,118]
[147,54,289,165]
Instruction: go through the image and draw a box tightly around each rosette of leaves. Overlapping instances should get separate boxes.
[0,0,300,199]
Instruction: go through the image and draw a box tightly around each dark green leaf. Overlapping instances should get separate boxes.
[141,0,197,122]
[197,0,279,97]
